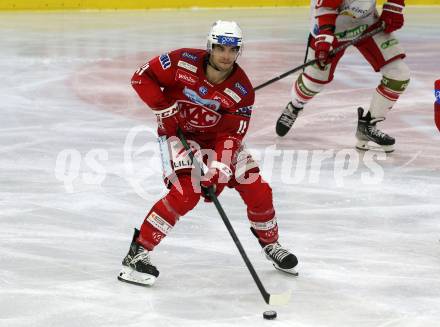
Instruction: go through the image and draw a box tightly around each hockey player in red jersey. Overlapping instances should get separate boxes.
[276,0,410,153]
[118,21,298,286]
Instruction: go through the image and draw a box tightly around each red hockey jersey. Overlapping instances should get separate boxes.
[131,48,255,168]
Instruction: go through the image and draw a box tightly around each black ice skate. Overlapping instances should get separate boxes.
[263,242,299,276]
[356,107,395,153]
[250,227,298,275]
[118,229,159,286]
[275,101,303,137]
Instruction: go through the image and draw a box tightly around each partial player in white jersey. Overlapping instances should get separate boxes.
[276,0,410,153]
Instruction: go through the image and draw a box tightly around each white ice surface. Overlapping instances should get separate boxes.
[1,7,440,327]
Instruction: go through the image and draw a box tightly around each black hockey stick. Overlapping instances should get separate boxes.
[302,33,312,72]
[177,129,291,305]
[253,23,385,91]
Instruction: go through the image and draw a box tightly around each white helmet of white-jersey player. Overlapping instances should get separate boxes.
[207,20,243,56]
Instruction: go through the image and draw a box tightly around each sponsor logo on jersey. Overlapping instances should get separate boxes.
[213,91,234,109]
[159,53,171,70]
[340,7,370,19]
[182,52,198,61]
[168,139,196,171]
[381,39,399,50]
[339,1,374,19]
[234,82,248,96]
[236,105,252,117]
[183,87,220,111]
[176,69,198,86]
[177,60,198,73]
[182,104,222,128]
[224,88,242,103]
[173,158,193,169]
[199,86,208,96]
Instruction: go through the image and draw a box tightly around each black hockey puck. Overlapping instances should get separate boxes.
[263,310,277,320]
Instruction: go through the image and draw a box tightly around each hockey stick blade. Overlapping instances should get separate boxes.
[268,289,292,306]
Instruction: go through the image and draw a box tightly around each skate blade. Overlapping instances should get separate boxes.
[273,264,299,276]
[356,140,394,153]
[117,266,156,286]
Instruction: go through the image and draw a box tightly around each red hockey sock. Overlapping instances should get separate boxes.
[137,175,201,250]
[235,175,279,245]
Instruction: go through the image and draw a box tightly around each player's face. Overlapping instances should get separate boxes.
[210,45,240,71]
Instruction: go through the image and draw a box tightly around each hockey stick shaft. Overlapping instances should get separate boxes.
[206,187,272,304]
[177,129,289,305]
[253,23,385,91]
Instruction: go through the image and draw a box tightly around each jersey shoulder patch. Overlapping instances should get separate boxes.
[159,53,171,70]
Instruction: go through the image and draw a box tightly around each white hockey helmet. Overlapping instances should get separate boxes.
[207,20,243,55]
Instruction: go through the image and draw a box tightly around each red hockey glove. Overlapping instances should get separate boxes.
[200,161,232,202]
[314,30,336,70]
[380,0,405,33]
[155,102,180,136]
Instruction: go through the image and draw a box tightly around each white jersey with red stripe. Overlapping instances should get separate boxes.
[311,0,379,41]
